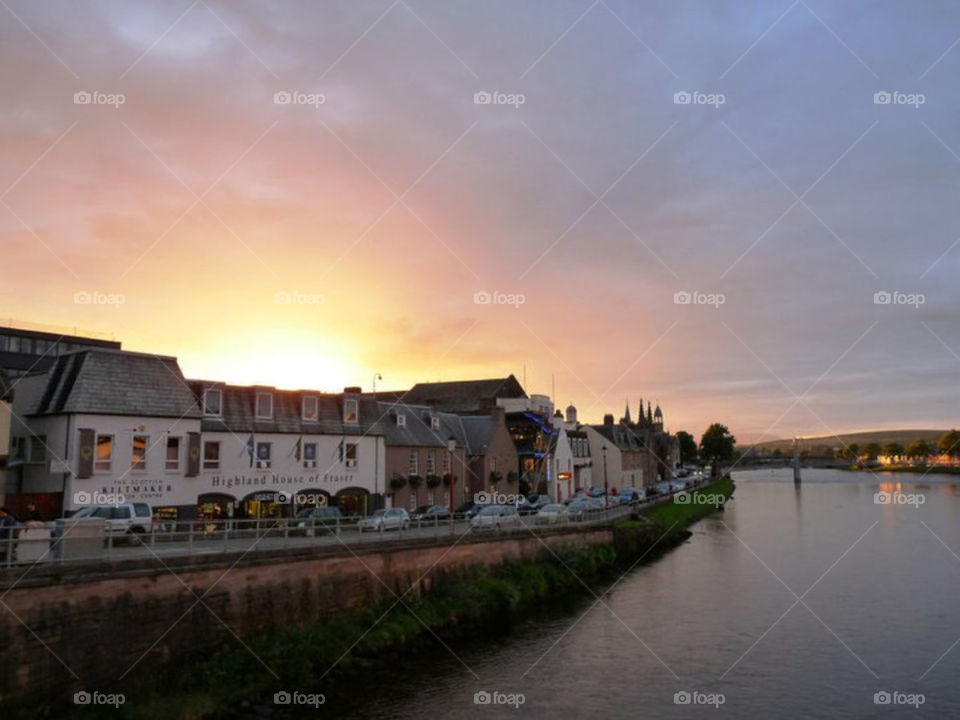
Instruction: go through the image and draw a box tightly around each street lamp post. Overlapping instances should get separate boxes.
[602,445,608,508]
[447,437,457,514]
[372,373,382,393]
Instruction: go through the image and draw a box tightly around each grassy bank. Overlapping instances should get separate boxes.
[59,478,734,720]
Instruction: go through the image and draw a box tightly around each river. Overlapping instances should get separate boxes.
[331,468,960,719]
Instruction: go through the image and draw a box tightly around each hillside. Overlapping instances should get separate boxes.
[744,429,949,454]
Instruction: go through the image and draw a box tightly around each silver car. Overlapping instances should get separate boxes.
[470,504,521,530]
[535,503,569,524]
[357,508,410,533]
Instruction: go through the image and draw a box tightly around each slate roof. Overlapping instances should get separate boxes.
[403,375,526,414]
[459,415,499,456]
[29,350,201,418]
[190,382,384,436]
[375,401,468,449]
[590,422,652,454]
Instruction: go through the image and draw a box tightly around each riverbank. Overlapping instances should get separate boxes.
[50,478,735,720]
[837,464,960,476]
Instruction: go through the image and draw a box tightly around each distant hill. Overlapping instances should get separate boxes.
[743,429,949,454]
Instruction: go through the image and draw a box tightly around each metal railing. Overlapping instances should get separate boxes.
[0,478,710,570]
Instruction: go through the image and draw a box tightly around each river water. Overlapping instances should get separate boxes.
[337,468,960,719]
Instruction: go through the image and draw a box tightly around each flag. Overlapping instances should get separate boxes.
[294,436,302,461]
[246,434,255,467]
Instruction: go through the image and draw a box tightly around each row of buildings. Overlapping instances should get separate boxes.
[0,325,678,522]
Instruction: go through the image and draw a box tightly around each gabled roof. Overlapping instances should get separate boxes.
[29,350,201,418]
[375,401,468,449]
[590,422,651,454]
[459,415,500,456]
[404,374,526,414]
[190,383,383,436]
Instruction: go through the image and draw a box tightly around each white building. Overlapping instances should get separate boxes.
[8,349,386,520]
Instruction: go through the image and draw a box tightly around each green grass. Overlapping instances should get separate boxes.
[642,476,735,527]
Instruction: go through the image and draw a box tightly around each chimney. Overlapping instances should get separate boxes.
[343,386,362,394]
[603,413,614,426]
[566,404,578,424]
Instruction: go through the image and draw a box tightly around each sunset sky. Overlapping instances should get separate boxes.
[2,1,960,443]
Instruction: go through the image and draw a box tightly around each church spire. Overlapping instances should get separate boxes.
[623,399,632,424]
[637,398,644,426]
[647,401,653,424]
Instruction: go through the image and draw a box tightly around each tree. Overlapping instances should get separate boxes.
[700,424,736,476]
[882,442,904,459]
[847,443,860,460]
[676,431,698,467]
[906,439,931,461]
[864,442,882,460]
[938,429,960,457]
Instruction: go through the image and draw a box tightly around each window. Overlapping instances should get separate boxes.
[256,392,273,420]
[345,442,358,469]
[408,450,418,474]
[131,435,148,471]
[28,435,46,464]
[431,415,440,431]
[443,451,451,474]
[203,389,222,416]
[203,441,220,470]
[397,413,406,427]
[344,399,358,424]
[426,451,435,475]
[302,395,318,421]
[11,437,24,460]
[166,436,180,471]
[256,442,272,469]
[303,442,317,469]
[95,434,113,472]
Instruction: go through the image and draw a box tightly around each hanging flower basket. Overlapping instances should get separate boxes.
[426,474,442,488]
[408,474,424,488]
[506,471,519,484]
[442,473,455,487]
[389,476,407,490]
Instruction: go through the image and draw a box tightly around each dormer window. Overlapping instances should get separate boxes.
[203,388,222,416]
[431,415,440,431]
[256,391,273,420]
[397,413,406,427]
[344,398,358,424]
[302,395,318,422]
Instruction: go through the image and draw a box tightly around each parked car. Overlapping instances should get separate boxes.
[670,480,688,493]
[66,503,154,535]
[411,505,450,523]
[526,494,553,511]
[470,504,521,530]
[454,501,483,519]
[656,481,672,496]
[535,503,569,524]
[618,487,647,504]
[358,508,410,533]
[567,499,602,521]
[585,486,605,498]
[294,506,343,535]
[564,490,589,506]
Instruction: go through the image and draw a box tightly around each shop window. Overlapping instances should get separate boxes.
[203,441,220,470]
[166,436,180,471]
[131,435,148,471]
[95,434,113,472]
